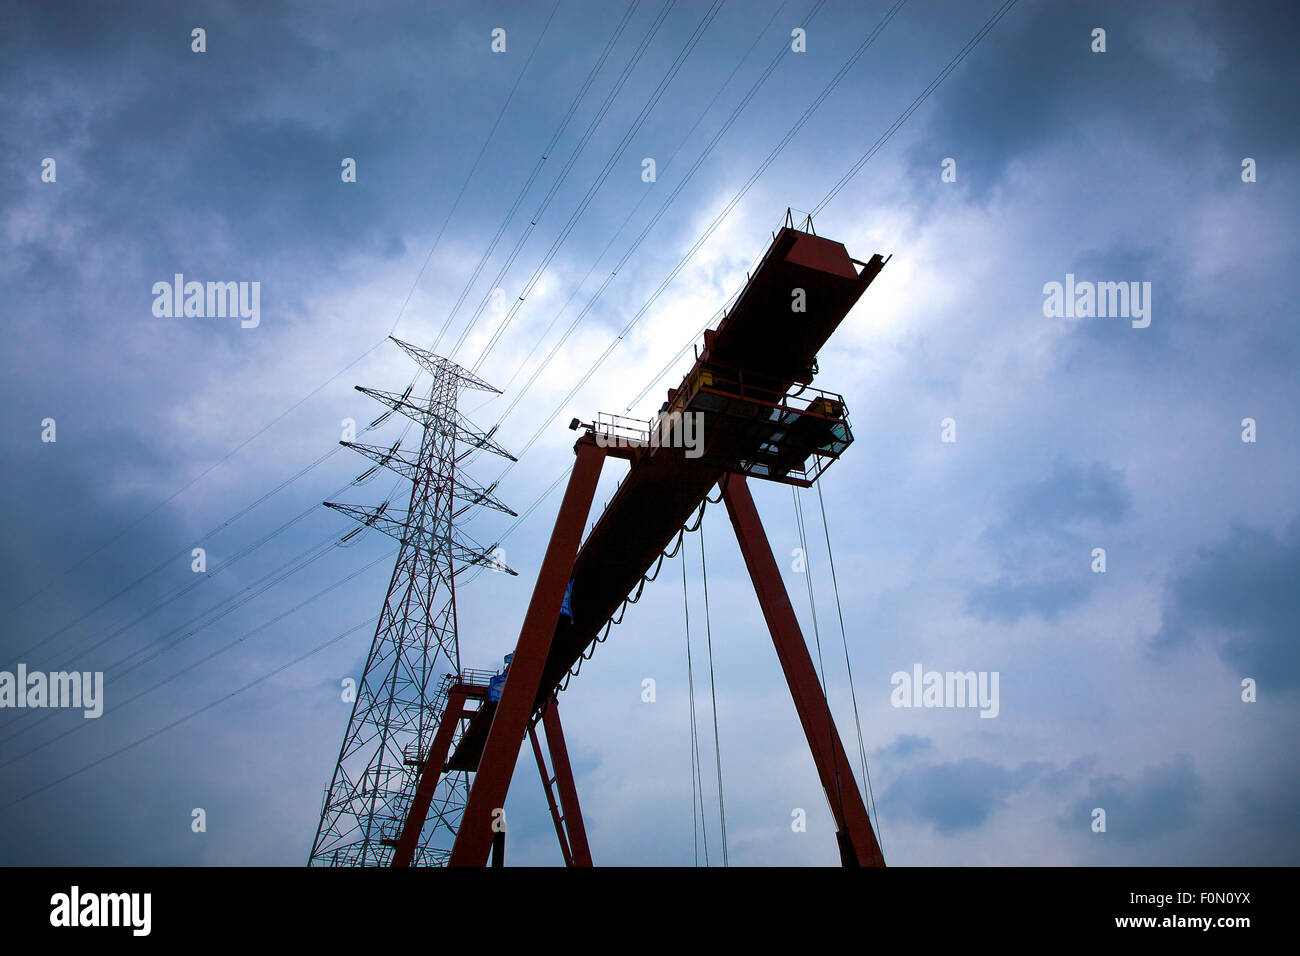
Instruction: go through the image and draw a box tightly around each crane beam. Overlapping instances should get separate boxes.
[449,221,888,866]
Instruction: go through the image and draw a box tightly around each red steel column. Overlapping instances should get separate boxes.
[390,689,470,867]
[529,722,574,866]
[449,438,607,866]
[541,700,593,866]
[721,474,884,867]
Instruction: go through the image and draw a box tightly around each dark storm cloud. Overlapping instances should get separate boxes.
[1234,767,1300,854]
[1000,458,1132,534]
[1192,0,1300,156]
[875,733,934,760]
[1042,754,1100,793]
[2,0,1297,868]
[1059,753,1203,841]
[1,0,553,277]
[966,458,1128,624]
[1149,520,1300,687]
[880,757,1046,834]
[906,0,1300,202]
[967,576,1089,624]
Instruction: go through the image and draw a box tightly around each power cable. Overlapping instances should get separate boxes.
[0,546,396,769]
[0,614,381,811]
[481,0,791,427]
[392,0,564,342]
[0,529,342,743]
[812,0,1018,216]
[5,5,567,616]
[488,0,907,474]
[464,0,726,371]
[621,0,1016,416]
[428,0,642,355]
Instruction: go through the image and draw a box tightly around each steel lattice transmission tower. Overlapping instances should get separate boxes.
[309,336,517,867]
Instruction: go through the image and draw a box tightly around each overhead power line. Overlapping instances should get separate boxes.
[490,0,907,474]
[463,0,727,371]
[0,614,380,812]
[429,0,643,355]
[482,0,793,428]
[625,0,1018,415]
[0,546,397,770]
[5,5,564,616]
[390,0,564,341]
[813,0,1018,216]
[2,3,1023,834]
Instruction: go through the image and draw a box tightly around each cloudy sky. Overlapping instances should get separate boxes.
[1,0,1296,867]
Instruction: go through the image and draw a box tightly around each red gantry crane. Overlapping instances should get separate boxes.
[392,214,889,867]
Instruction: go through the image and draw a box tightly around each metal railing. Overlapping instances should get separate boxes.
[448,667,499,688]
[590,411,654,445]
[678,362,850,424]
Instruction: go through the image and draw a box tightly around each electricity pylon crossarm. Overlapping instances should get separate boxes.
[337,440,517,517]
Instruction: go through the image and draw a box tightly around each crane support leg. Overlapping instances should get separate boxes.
[449,438,608,866]
[721,474,885,867]
[542,698,592,865]
[528,702,591,866]
[390,688,474,867]
[529,721,574,865]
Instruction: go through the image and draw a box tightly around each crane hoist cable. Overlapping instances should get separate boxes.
[681,544,709,866]
[816,482,885,860]
[792,485,850,830]
[548,478,733,858]
[699,518,728,866]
